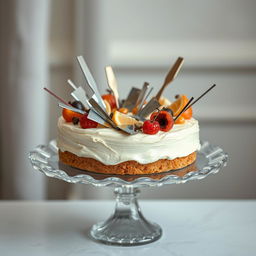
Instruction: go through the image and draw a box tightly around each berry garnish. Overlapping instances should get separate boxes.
[150,110,174,132]
[62,108,83,122]
[80,113,98,129]
[102,94,117,109]
[70,101,86,111]
[72,117,80,125]
[142,120,160,135]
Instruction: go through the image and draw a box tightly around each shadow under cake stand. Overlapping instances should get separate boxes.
[29,140,228,246]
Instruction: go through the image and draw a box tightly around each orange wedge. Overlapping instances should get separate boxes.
[159,96,171,107]
[168,95,193,119]
[112,110,140,126]
[174,116,185,124]
[118,107,129,114]
[103,99,112,115]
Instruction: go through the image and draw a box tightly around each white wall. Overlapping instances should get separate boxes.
[48,0,256,199]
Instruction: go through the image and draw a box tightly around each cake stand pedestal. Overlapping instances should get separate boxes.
[29,140,228,246]
[90,186,162,245]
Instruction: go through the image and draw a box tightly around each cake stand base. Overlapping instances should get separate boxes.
[90,186,162,246]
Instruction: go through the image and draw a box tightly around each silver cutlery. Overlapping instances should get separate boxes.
[105,66,120,108]
[58,102,86,115]
[134,82,150,110]
[135,98,160,120]
[122,87,141,110]
[67,79,89,108]
[77,56,106,110]
[89,98,138,135]
[155,57,184,100]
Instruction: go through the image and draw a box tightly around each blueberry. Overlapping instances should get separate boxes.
[72,117,80,125]
[71,101,86,111]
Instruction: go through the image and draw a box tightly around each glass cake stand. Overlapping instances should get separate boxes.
[29,140,228,246]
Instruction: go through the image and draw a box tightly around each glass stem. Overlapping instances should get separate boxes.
[113,186,141,220]
[90,185,162,245]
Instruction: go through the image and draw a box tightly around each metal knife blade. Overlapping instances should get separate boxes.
[89,98,138,135]
[122,87,141,110]
[89,98,116,128]
[58,102,86,115]
[77,56,106,109]
[136,98,160,120]
[135,82,149,109]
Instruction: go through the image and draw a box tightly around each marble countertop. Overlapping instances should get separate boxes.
[0,200,255,256]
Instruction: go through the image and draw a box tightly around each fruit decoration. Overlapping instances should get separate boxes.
[118,107,129,114]
[44,55,216,135]
[72,117,80,125]
[70,100,86,111]
[102,94,117,109]
[62,100,86,123]
[62,108,83,122]
[159,96,171,107]
[112,110,141,126]
[103,99,112,115]
[80,113,98,129]
[150,110,174,132]
[168,95,192,120]
[174,116,185,124]
[142,120,160,135]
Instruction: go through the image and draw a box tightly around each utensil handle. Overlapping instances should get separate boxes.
[155,57,184,100]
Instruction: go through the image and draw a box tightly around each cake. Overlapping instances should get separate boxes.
[57,116,200,175]
[48,56,214,176]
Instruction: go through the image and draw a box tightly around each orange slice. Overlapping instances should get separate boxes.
[118,107,129,114]
[168,95,193,119]
[112,110,140,126]
[103,99,112,115]
[159,96,171,107]
[174,116,185,124]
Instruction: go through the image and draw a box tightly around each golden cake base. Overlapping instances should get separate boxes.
[59,150,197,175]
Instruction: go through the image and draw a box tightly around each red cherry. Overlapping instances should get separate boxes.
[150,110,174,132]
[80,113,98,129]
[142,120,160,135]
[102,94,117,109]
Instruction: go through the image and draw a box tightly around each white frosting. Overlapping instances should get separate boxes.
[57,117,200,165]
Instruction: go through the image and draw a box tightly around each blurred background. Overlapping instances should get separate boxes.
[0,0,255,200]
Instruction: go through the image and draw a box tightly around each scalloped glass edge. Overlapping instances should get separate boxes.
[29,140,228,187]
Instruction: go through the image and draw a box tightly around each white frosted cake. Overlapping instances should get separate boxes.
[57,115,200,175]
[50,56,214,175]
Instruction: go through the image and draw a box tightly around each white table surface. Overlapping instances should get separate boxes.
[0,200,255,256]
